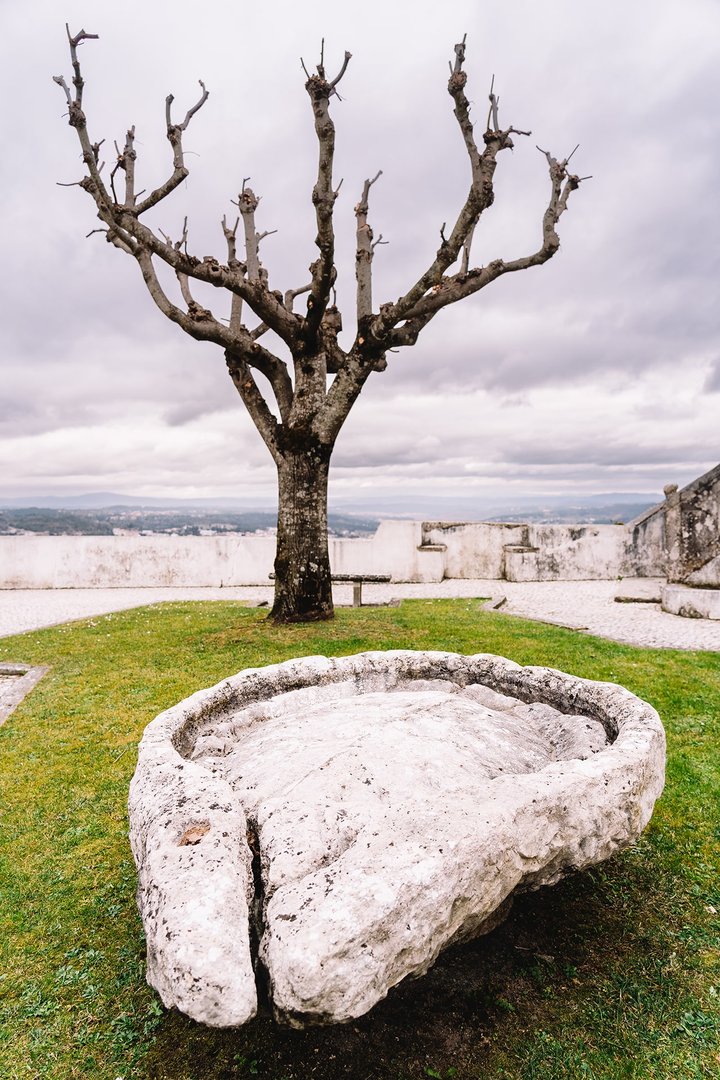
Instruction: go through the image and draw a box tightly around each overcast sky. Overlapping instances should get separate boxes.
[1,0,718,507]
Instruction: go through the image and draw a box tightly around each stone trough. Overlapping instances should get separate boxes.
[128,651,665,1028]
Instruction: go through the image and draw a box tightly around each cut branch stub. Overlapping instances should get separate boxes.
[235,187,268,285]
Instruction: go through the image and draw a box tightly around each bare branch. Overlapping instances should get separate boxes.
[329,50,352,91]
[488,83,500,132]
[121,211,299,344]
[452,34,468,75]
[355,170,383,322]
[55,35,302,349]
[221,215,240,263]
[460,222,476,276]
[284,283,312,311]
[256,228,278,245]
[53,29,113,211]
[65,24,99,111]
[390,148,587,334]
[133,83,209,216]
[52,74,73,110]
[178,80,209,131]
[135,247,228,344]
[234,186,268,284]
[369,39,520,343]
[134,245,292,418]
[222,214,245,331]
[226,351,283,465]
[110,126,137,207]
[304,48,351,340]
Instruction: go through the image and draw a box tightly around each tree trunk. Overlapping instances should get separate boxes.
[270,438,334,623]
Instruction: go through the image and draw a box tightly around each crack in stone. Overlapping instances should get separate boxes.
[246,818,272,1015]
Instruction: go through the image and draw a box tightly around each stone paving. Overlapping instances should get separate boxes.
[0,578,718,650]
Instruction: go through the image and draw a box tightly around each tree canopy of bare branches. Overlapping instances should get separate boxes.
[54,27,586,622]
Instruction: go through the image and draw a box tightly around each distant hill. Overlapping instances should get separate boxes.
[331,492,660,524]
[0,491,660,529]
[0,492,276,511]
[0,507,380,538]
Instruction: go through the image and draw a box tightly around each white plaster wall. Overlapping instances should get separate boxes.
[424,523,527,579]
[425,522,635,581]
[0,535,276,589]
[627,504,667,576]
[0,517,668,589]
[526,524,629,581]
[0,524,446,589]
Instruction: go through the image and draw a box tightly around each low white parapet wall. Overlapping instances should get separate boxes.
[0,522,445,589]
[661,584,720,620]
[422,521,658,581]
[0,518,665,589]
[0,534,277,589]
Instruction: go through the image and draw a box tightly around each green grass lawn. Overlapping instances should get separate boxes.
[0,598,718,1079]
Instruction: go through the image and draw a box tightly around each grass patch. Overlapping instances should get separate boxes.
[0,598,718,1079]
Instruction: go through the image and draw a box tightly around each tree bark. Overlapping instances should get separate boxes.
[271,436,334,622]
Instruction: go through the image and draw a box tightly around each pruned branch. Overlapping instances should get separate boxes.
[460,222,476,277]
[284,283,312,311]
[221,214,245,331]
[304,46,352,341]
[54,33,300,346]
[355,170,383,322]
[159,216,200,310]
[53,29,113,212]
[111,126,137,208]
[135,245,292,419]
[132,81,208,216]
[226,351,283,465]
[329,51,352,92]
[65,24,98,111]
[388,147,586,337]
[233,185,270,286]
[369,38,527,344]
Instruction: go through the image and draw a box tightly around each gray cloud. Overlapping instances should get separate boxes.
[704,360,720,393]
[2,0,719,503]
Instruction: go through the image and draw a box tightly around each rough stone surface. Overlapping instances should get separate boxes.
[0,663,50,725]
[129,651,665,1028]
[662,583,720,620]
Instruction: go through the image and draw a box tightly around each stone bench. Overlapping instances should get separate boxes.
[269,573,391,607]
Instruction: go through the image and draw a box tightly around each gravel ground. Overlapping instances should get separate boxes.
[0,578,718,651]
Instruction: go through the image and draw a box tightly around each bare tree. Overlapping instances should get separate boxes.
[54,28,586,622]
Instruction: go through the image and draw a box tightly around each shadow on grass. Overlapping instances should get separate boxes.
[141,846,705,1080]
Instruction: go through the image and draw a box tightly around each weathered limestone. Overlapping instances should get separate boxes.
[661,583,720,620]
[0,663,50,726]
[129,651,666,1028]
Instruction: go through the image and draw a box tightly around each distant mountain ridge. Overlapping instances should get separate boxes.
[0,490,661,527]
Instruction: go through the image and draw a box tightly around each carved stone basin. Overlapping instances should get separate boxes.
[128,651,665,1028]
